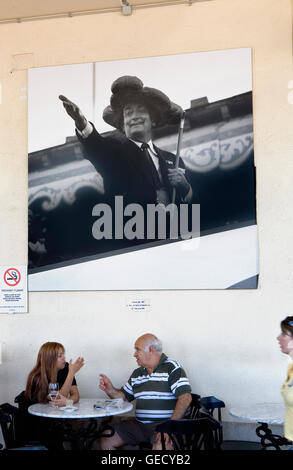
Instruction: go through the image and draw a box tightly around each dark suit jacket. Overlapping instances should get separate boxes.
[77,125,189,206]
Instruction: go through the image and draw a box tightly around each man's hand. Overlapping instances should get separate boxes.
[59,95,88,132]
[99,374,115,395]
[68,357,85,375]
[99,374,126,400]
[168,168,190,196]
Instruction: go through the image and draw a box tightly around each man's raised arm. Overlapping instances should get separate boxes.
[59,95,88,132]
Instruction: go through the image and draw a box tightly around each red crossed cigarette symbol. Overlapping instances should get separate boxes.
[4,268,21,286]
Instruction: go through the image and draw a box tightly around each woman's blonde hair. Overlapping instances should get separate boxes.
[25,342,64,403]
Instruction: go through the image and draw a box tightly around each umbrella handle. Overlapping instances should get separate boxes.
[172,112,185,204]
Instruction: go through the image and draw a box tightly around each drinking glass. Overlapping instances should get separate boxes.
[48,382,59,406]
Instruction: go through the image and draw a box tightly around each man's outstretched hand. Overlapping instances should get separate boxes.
[59,95,87,132]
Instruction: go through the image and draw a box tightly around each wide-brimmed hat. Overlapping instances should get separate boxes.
[102,75,183,130]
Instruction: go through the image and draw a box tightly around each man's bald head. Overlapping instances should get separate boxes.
[134,334,163,373]
[137,334,162,352]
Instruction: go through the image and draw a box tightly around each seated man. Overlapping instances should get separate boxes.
[99,333,192,449]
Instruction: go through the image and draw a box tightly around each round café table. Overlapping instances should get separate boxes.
[28,398,133,450]
[230,403,289,450]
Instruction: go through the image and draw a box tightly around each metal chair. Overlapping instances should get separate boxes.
[155,416,222,451]
[200,396,225,442]
[199,396,262,450]
[0,403,47,450]
[138,393,202,450]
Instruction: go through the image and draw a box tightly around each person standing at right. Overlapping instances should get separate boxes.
[277,316,293,446]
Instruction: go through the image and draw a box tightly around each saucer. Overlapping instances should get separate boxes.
[60,406,77,412]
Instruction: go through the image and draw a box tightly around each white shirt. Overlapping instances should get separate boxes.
[130,139,162,177]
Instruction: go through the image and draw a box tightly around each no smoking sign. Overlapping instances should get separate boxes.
[0,265,27,313]
[4,268,21,287]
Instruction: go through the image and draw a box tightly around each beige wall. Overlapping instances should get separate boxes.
[0,0,293,430]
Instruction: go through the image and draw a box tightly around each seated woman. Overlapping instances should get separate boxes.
[25,341,84,407]
[16,342,84,447]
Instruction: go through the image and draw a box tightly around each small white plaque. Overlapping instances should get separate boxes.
[0,265,28,313]
[126,299,151,313]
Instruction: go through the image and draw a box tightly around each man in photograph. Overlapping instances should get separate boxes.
[59,76,193,241]
[98,333,192,450]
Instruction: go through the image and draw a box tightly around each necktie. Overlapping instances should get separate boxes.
[140,143,161,189]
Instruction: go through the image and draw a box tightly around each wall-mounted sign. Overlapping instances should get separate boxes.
[0,265,27,313]
[126,299,151,313]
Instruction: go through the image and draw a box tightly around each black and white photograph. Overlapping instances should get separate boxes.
[28,48,258,291]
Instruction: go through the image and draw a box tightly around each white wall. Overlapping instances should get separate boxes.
[0,0,293,430]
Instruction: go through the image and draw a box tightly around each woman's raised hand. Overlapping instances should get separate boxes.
[69,357,85,374]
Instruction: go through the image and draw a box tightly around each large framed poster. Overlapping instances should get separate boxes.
[28,48,258,290]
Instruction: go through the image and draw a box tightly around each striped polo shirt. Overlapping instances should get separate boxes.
[121,353,191,423]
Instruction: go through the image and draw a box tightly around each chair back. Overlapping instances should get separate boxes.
[188,393,201,419]
[0,401,47,450]
[200,396,225,420]
[199,396,225,443]
[156,417,222,451]
[0,403,20,449]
